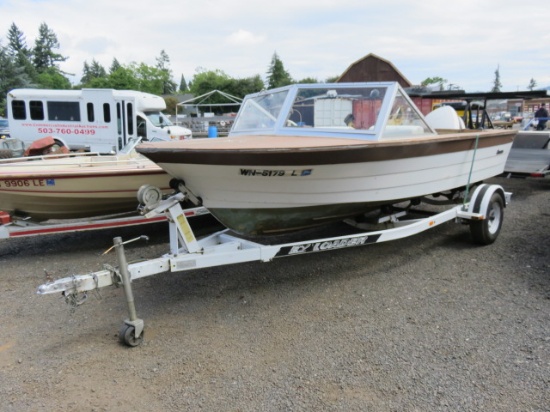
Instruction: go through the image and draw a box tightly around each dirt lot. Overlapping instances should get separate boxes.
[0,176,548,411]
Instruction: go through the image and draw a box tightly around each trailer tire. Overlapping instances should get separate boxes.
[470,192,504,245]
[0,149,13,159]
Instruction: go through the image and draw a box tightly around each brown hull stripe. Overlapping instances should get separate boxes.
[137,134,513,166]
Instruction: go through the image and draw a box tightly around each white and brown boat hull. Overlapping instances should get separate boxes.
[138,131,513,235]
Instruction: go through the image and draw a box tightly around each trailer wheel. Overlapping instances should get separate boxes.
[470,192,504,245]
[119,323,143,347]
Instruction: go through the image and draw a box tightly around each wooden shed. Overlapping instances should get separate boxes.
[337,53,412,87]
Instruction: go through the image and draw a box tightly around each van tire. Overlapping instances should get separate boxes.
[0,149,13,159]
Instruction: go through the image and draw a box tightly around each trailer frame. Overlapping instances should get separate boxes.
[37,184,510,347]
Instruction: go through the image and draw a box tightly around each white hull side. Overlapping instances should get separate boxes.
[157,144,512,209]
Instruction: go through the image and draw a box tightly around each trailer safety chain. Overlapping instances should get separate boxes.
[63,275,89,308]
[91,273,102,300]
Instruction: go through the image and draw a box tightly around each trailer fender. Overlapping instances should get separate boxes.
[468,184,507,215]
[467,184,508,245]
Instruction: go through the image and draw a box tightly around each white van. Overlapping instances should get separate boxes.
[7,88,192,153]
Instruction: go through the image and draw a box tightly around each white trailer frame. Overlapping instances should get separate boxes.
[37,184,510,347]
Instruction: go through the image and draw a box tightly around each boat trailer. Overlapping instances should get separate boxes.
[37,184,510,347]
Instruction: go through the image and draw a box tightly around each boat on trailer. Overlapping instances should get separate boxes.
[35,82,516,347]
[136,82,515,236]
[0,138,173,221]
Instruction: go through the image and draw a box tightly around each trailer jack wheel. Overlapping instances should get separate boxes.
[119,323,144,347]
[470,192,504,245]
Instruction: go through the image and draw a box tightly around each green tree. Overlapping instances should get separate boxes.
[0,43,34,115]
[296,77,319,84]
[156,50,176,95]
[421,76,447,90]
[266,52,293,89]
[164,95,179,115]
[7,23,30,57]
[32,22,67,72]
[35,67,71,89]
[491,65,502,92]
[80,59,107,86]
[134,62,169,94]
[325,75,340,83]
[187,69,261,114]
[109,58,122,74]
[189,68,232,97]
[31,22,70,88]
[178,74,188,92]
[527,78,537,91]
[226,75,264,98]
[6,23,37,84]
[106,66,139,90]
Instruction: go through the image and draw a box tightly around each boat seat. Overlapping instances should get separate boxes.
[382,125,426,138]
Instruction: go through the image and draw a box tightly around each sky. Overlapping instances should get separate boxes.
[1,0,550,93]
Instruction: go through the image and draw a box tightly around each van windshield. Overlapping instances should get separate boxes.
[144,111,174,127]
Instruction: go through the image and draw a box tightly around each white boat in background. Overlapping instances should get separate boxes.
[137,82,515,236]
[0,138,172,220]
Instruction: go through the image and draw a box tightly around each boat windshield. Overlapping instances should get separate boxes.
[284,86,386,132]
[232,89,289,131]
[231,83,435,139]
[383,90,433,138]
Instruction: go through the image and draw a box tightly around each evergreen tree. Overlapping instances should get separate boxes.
[6,23,37,84]
[32,22,67,72]
[0,43,33,115]
[527,78,537,91]
[80,59,107,85]
[178,74,188,92]
[491,65,502,92]
[7,23,29,57]
[156,49,176,94]
[109,58,122,74]
[266,52,293,89]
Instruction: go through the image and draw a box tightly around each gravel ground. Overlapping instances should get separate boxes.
[0,176,548,411]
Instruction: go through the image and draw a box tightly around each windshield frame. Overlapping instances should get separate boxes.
[229,82,436,140]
